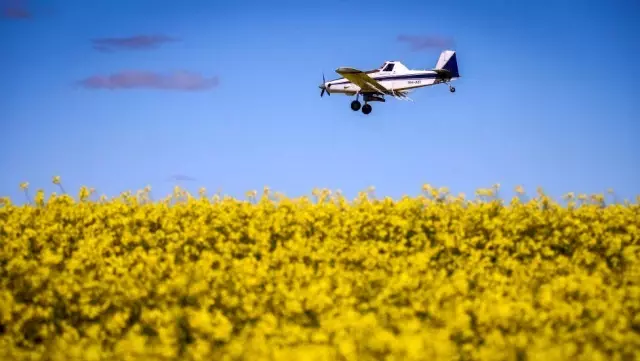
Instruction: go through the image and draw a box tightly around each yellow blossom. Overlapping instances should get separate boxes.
[0,181,637,361]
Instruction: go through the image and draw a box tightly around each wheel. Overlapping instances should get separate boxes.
[449,86,456,93]
[362,103,372,115]
[350,100,361,111]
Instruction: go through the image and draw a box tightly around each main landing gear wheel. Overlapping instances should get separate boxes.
[449,86,456,93]
[351,100,361,111]
[362,103,372,115]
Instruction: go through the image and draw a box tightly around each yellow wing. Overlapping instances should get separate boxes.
[335,67,389,94]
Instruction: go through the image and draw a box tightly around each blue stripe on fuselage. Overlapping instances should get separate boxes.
[330,72,441,86]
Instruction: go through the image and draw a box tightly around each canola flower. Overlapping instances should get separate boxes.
[0,184,639,361]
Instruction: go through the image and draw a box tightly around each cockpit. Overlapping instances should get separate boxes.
[379,62,395,72]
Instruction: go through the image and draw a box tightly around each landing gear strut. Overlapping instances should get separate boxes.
[352,93,376,115]
[441,78,456,93]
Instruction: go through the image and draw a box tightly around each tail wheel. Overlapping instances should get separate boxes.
[351,100,361,111]
[449,86,456,93]
[362,104,372,115]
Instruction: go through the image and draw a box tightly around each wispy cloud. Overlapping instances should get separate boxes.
[397,34,455,51]
[167,174,197,182]
[77,70,220,91]
[91,35,179,52]
[1,0,31,19]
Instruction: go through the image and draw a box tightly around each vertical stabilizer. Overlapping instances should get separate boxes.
[434,50,459,78]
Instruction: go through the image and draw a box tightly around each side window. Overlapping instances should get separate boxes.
[383,63,395,72]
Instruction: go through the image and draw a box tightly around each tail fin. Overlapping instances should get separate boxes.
[434,50,459,78]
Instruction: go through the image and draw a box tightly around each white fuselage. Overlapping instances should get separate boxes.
[325,69,452,96]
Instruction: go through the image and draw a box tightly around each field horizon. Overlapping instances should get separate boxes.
[6,177,639,208]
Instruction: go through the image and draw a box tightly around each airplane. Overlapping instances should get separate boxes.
[318,50,459,115]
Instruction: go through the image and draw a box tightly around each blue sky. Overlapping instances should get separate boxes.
[1,0,639,203]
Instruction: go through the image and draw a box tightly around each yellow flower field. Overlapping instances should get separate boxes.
[1,183,639,361]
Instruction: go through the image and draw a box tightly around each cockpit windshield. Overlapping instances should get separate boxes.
[382,63,395,72]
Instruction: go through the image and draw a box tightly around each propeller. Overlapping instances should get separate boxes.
[319,73,330,97]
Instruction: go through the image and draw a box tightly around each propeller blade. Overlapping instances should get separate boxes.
[320,73,329,97]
